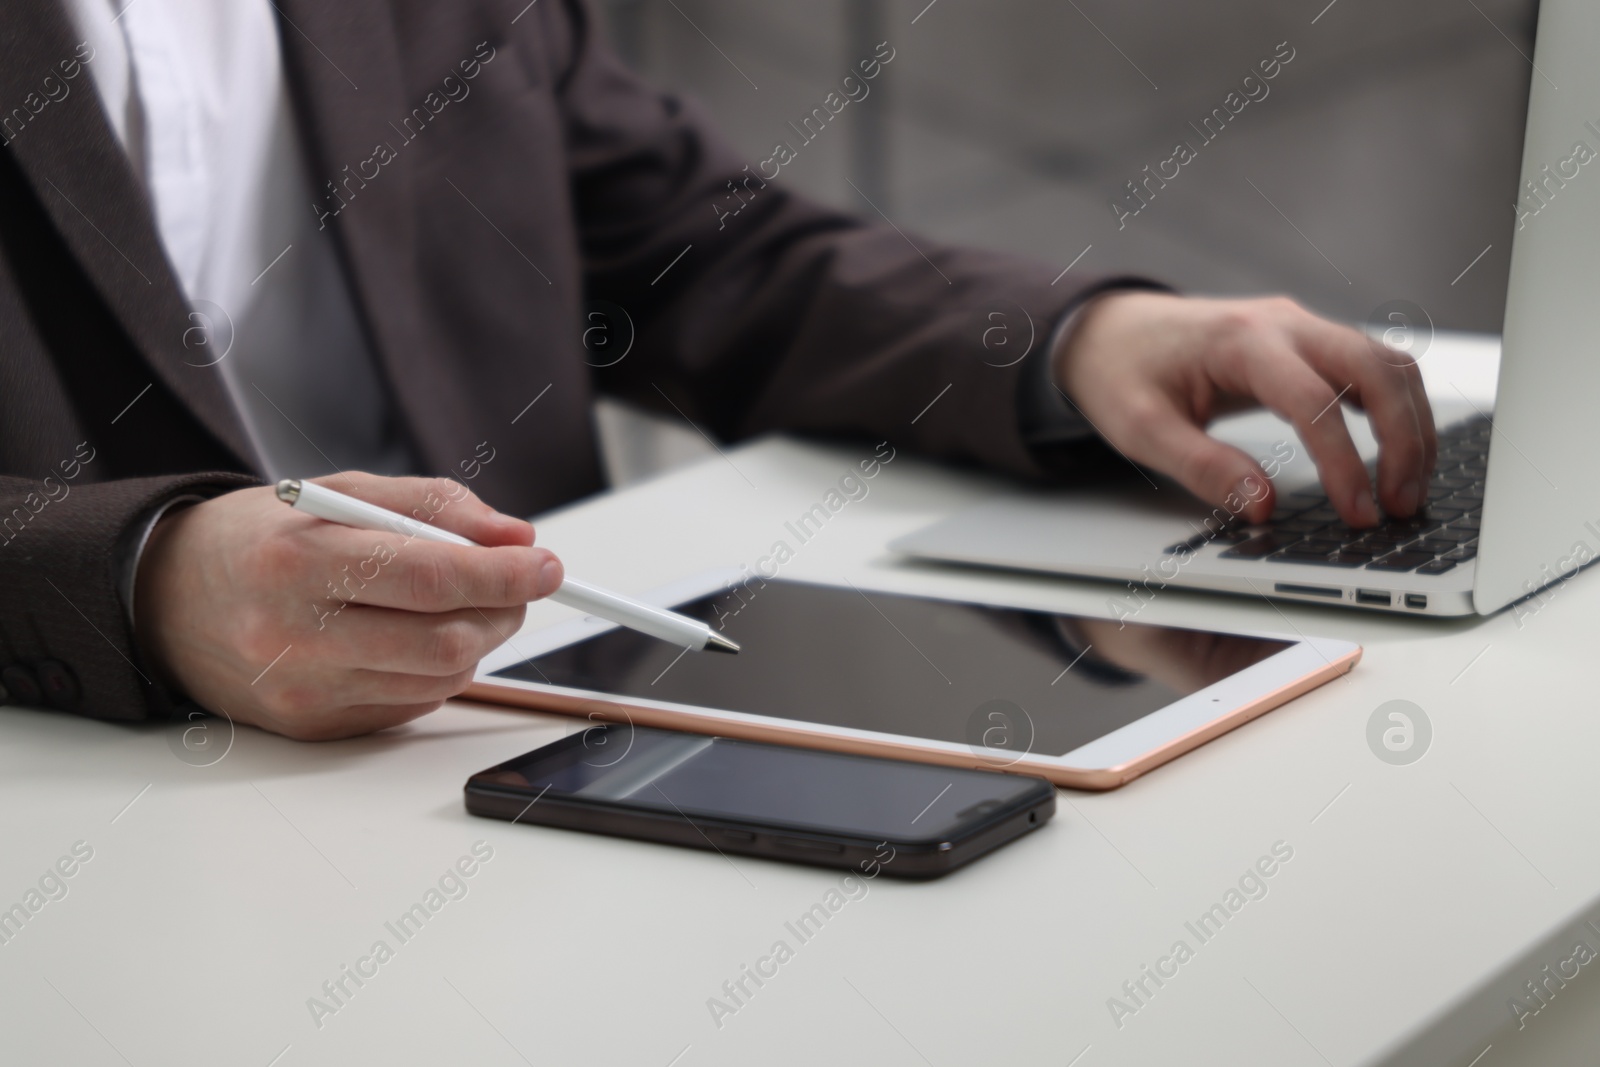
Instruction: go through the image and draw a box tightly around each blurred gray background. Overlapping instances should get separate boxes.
[591,0,1539,483]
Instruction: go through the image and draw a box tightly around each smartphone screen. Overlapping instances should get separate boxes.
[474,724,1049,842]
[489,579,1292,759]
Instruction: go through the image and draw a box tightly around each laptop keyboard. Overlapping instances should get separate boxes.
[1167,416,1490,576]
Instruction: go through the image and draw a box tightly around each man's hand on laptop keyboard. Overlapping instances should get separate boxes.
[1054,291,1437,528]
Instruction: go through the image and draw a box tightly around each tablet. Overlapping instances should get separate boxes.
[468,570,1360,790]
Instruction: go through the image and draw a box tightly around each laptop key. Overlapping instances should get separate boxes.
[1441,544,1478,561]
[1272,552,1332,566]
[1413,537,1459,555]
[1296,539,1343,554]
[1273,547,1338,564]
[1318,524,1369,543]
[1366,550,1437,572]
[1416,558,1459,575]
[1167,529,1227,553]
[1221,532,1303,559]
[1429,527,1477,543]
[1433,508,1479,528]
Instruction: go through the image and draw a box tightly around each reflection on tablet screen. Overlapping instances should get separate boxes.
[490,580,1291,758]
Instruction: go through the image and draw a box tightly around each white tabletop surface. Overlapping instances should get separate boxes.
[4,333,1597,1066]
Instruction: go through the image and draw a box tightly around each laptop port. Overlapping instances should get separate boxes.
[1274,582,1341,599]
[1356,589,1392,606]
[1405,593,1428,610]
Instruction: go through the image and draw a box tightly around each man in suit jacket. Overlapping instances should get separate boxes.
[0,0,1433,739]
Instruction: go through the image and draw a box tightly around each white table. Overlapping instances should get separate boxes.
[3,334,1596,1067]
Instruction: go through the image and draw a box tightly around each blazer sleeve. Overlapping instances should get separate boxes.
[0,472,257,722]
[541,0,1151,480]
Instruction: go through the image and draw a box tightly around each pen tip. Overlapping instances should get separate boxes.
[704,632,741,654]
[275,479,302,504]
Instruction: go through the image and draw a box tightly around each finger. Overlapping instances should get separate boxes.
[263,700,448,742]
[1119,394,1278,524]
[329,540,562,613]
[1327,359,1423,517]
[1337,315,1437,487]
[311,604,526,675]
[1386,356,1438,502]
[265,666,478,709]
[1237,344,1379,526]
[250,662,474,732]
[307,472,534,548]
[342,667,479,705]
[1289,319,1432,516]
[1401,359,1438,477]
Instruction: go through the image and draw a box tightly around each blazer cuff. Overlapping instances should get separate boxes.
[118,495,206,631]
[1016,278,1176,472]
[0,472,258,723]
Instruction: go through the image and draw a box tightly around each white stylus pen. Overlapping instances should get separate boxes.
[274,479,740,654]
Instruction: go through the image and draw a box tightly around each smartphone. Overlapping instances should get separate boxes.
[464,724,1056,878]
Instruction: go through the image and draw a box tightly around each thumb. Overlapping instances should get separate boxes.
[309,473,535,548]
[1135,418,1276,525]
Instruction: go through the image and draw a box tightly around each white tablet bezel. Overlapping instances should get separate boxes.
[469,569,1361,790]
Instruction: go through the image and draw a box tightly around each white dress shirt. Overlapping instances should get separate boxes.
[62,0,415,481]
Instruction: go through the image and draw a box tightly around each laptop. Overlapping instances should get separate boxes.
[893,0,1596,619]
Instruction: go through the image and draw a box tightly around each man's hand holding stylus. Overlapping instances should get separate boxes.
[134,473,563,741]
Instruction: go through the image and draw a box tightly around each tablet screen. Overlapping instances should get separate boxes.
[489,580,1291,758]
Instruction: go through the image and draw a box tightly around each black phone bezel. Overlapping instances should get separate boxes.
[464,728,1056,879]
